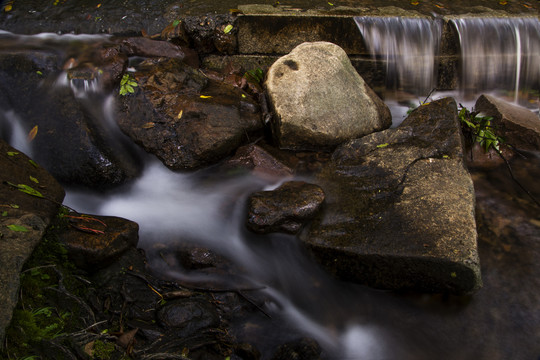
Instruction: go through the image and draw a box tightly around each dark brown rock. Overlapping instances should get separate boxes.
[59,215,139,272]
[0,51,142,189]
[157,298,220,335]
[225,143,294,180]
[116,58,263,170]
[475,94,540,151]
[247,181,325,234]
[119,37,199,68]
[302,97,481,294]
[0,140,65,344]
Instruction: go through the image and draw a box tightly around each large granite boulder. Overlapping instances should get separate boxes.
[265,41,392,150]
[475,94,540,151]
[301,97,481,294]
[0,140,65,345]
[116,58,263,170]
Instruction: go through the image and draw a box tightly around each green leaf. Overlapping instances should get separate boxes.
[172,19,181,27]
[7,151,19,156]
[2,211,7,217]
[7,224,29,232]
[376,143,389,148]
[30,176,39,184]
[10,183,44,198]
[10,204,19,209]
[224,24,233,34]
[29,159,39,168]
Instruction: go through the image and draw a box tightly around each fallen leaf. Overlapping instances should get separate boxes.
[27,125,38,142]
[117,328,138,349]
[29,176,39,184]
[142,122,155,129]
[7,224,29,232]
[29,159,39,168]
[411,1,419,5]
[376,143,389,148]
[200,95,212,99]
[177,110,183,119]
[7,151,19,156]
[224,24,233,34]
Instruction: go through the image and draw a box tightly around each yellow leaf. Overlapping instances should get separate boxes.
[142,122,155,129]
[200,95,212,99]
[4,4,12,12]
[411,0,419,4]
[27,125,38,142]
[224,24,233,34]
[29,176,39,184]
[177,110,183,119]
[499,0,507,4]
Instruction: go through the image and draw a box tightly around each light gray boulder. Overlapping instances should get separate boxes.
[265,41,392,150]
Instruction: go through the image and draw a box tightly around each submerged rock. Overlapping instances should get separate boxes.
[0,140,65,345]
[265,41,392,150]
[116,58,262,170]
[302,98,481,294]
[246,181,325,234]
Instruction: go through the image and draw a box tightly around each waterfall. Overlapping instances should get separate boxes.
[450,17,540,101]
[354,16,443,96]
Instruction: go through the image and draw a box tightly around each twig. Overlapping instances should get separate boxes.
[497,151,540,208]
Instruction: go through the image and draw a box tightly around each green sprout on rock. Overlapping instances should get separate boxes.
[458,105,504,153]
[119,73,138,96]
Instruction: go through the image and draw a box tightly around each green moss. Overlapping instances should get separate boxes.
[93,340,116,360]
[0,208,87,360]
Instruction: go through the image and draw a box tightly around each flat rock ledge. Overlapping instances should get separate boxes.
[0,140,65,344]
[301,97,482,294]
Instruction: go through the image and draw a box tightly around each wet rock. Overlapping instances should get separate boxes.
[0,52,143,189]
[302,98,481,294]
[0,139,65,345]
[118,37,199,68]
[66,43,128,91]
[265,41,392,150]
[224,143,295,180]
[247,181,325,234]
[116,58,262,170]
[157,298,220,336]
[475,94,540,151]
[270,338,321,360]
[183,14,237,54]
[59,215,139,272]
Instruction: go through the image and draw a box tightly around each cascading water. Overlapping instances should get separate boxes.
[450,16,540,103]
[354,16,443,97]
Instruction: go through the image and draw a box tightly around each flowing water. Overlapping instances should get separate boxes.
[1,15,540,359]
[450,17,540,102]
[354,16,443,96]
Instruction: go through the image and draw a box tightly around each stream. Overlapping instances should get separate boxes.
[1,14,539,359]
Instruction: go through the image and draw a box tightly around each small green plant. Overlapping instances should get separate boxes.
[244,68,264,84]
[458,105,504,153]
[119,73,138,96]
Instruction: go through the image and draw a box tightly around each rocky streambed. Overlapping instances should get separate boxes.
[0,7,539,359]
